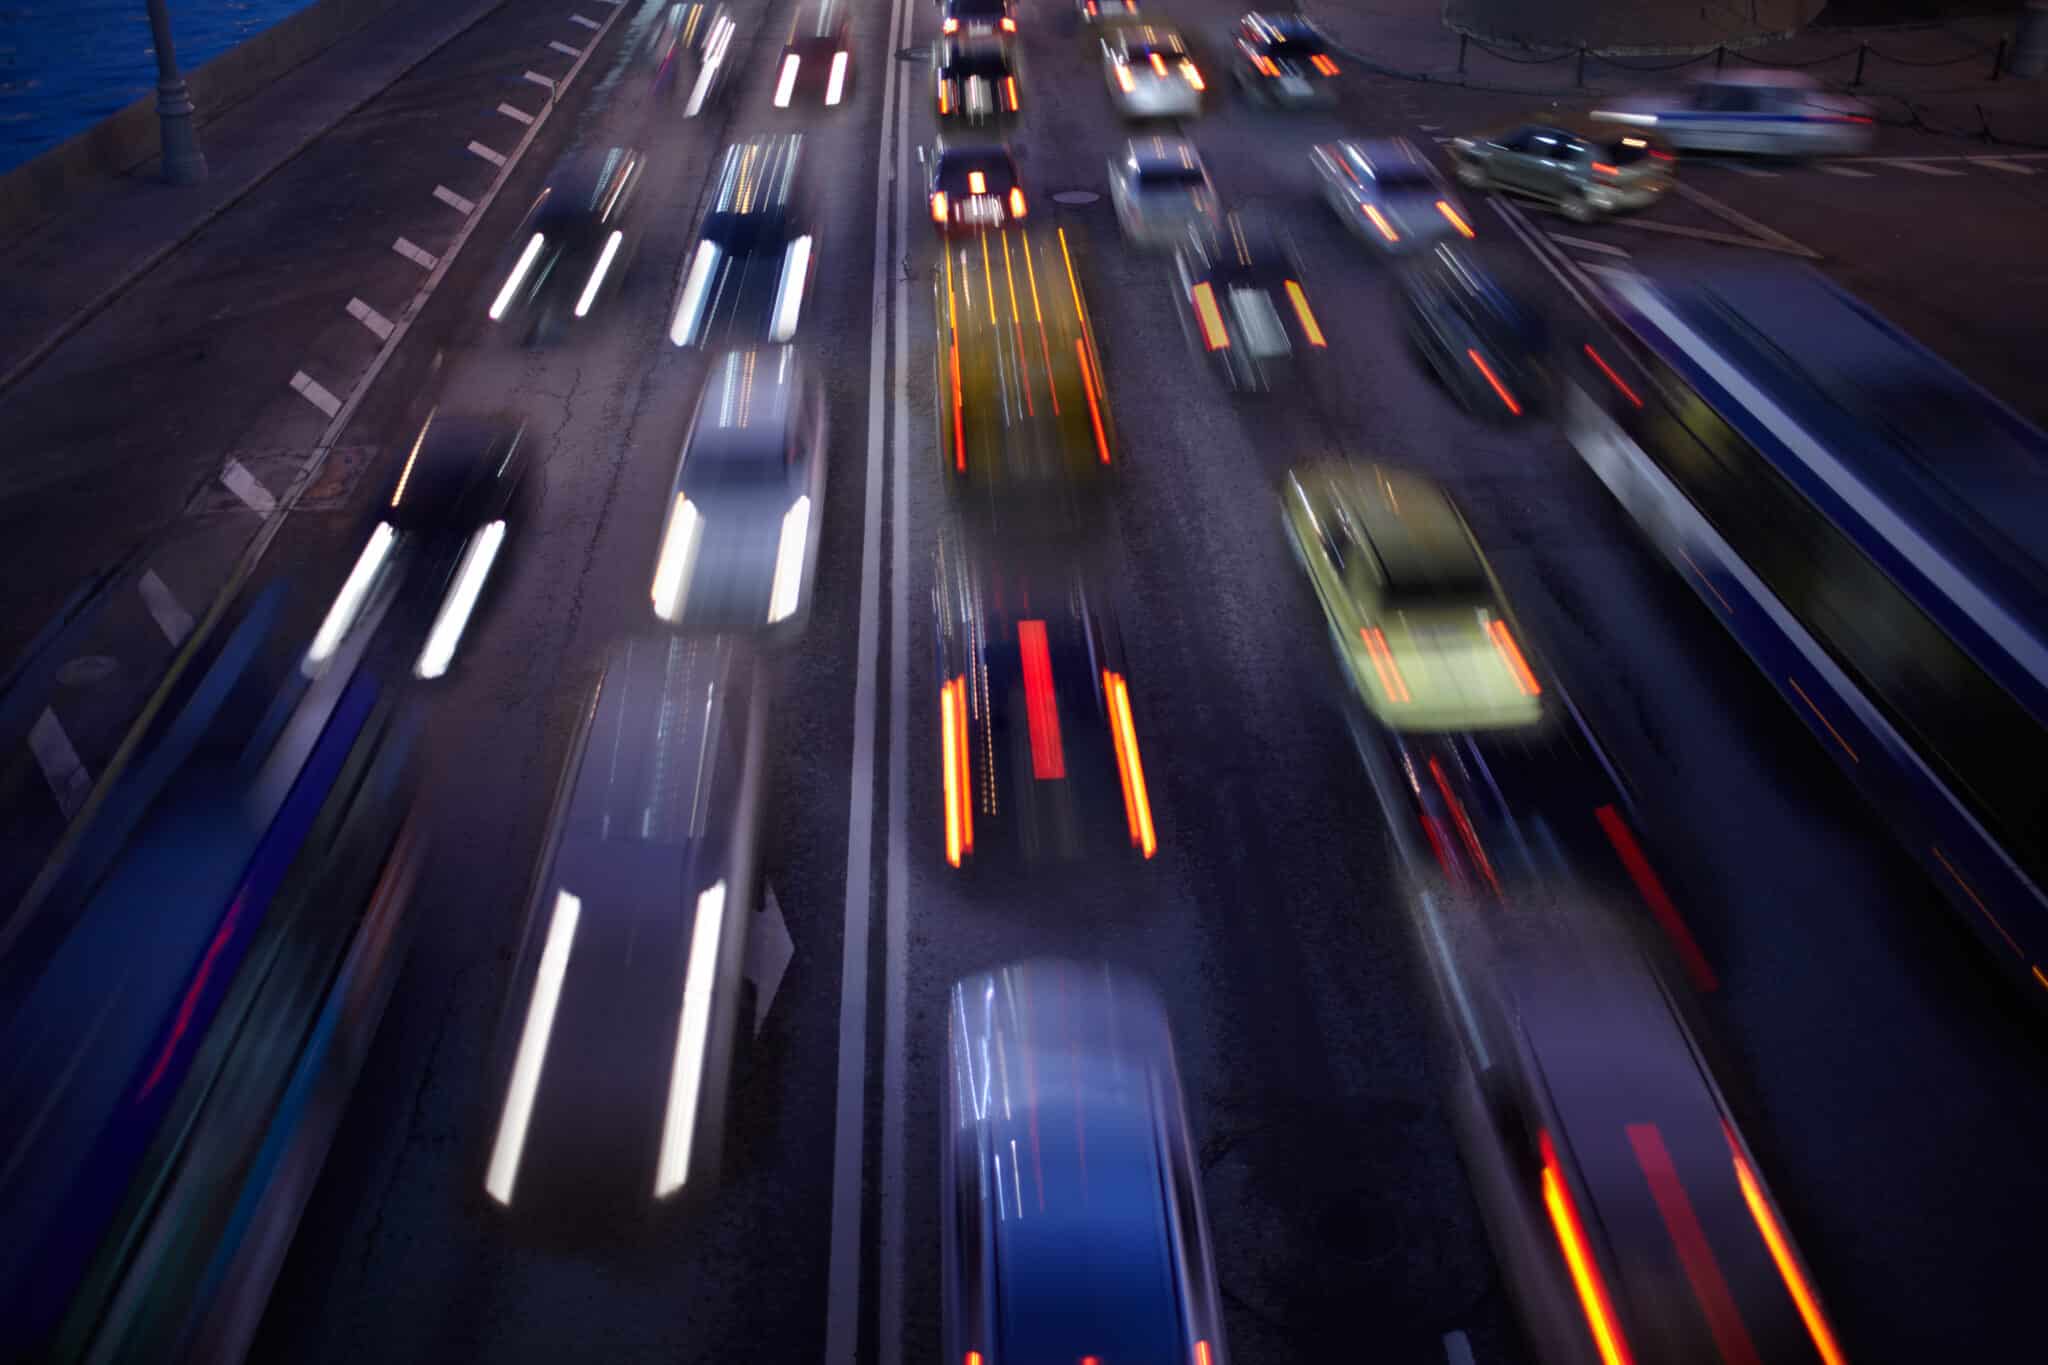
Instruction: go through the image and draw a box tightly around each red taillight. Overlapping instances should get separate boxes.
[1009,186,1027,218]
[1190,282,1228,350]
[931,191,949,224]
[1194,1344,1214,1365]
[1651,148,1676,161]
[942,676,974,866]
[1486,619,1541,695]
[1591,161,1619,177]
[1252,53,1279,77]
[1310,53,1339,76]
[1018,620,1066,780]
[1466,347,1522,415]
[1583,343,1642,408]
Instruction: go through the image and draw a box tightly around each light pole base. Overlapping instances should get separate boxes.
[156,78,208,184]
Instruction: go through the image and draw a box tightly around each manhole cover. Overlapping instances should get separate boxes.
[1051,190,1101,205]
[57,655,119,688]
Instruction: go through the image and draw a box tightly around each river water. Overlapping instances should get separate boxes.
[1,0,319,175]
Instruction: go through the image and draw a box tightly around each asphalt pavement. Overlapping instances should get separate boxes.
[3,0,2046,1361]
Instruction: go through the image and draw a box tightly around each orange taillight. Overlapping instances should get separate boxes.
[1190,282,1228,350]
[1435,199,1475,238]
[938,81,952,115]
[1359,627,1410,703]
[1362,203,1399,243]
[1487,619,1541,695]
[1253,54,1279,77]
[1181,61,1204,90]
[1004,76,1018,110]
[968,170,986,196]
[1104,670,1157,857]
[1284,280,1326,347]
[1311,53,1339,76]
[1728,1126,1847,1365]
[1540,1131,1636,1365]
[932,191,949,224]
[1116,64,1136,92]
[1591,161,1619,177]
[941,675,974,866]
[1009,186,1027,218]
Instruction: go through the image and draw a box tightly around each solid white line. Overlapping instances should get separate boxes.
[1443,1329,1477,1365]
[570,12,601,27]
[826,0,910,1355]
[1972,157,2037,175]
[220,458,279,514]
[523,71,556,91]
[1880,159,1964,176]
[434,184,477,214]
[289,370,343,417]
[498,100,537,123]
[1671,181,1817,256]
[1547,232,1630,257]
[393,236,440,270]
[346,296,395,340]
[549,40,582,57]
[468,139,508,166]
[1816,164,1874,177]
[28,708,92,818]
[1613,217,1821,256]
[138,569,195,646]
[1490,197,1599,320]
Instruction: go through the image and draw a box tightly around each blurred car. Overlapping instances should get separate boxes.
[933,537,1155,866]
[927,139,1028,235]
[669,134,814,348]
[304,411,533,682]
[1311,136,1476,255]
[1282,461,1544,733]
[1232,12,1340,109]
[944,960,1227,1365]
[1101,23,1205,119]
[1078,0,1141,22]
[484,633,766,1221]
[1594,69,1875,157]
[1449,115,1675,223]
[941,0,1015,37]
[1172,210,1328,392]
[487,147,645,343]
[651,346,828,633]
[772,0,853,109]
[1398,243,1552,420]
[648,2,738,117]
[1109,135,1221,248]
[933,34,1022,124]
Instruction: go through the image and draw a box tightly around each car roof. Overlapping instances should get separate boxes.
[1126,134,1203,174]
[688,347,802,460]
[1337,465,1488,595]
[938,35,1014,68]
[708,134,802,218]
[1510,112,1671,147]
[934,140,1015,171]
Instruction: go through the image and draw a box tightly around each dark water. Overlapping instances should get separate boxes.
[0,0,320,174]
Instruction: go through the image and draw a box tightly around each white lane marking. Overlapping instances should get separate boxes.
[1443,1329,1477,1365]
[289,370,343,417]
[827,0,911,1355]
[393,236,440,270]
[28,708,92,817]
[468,139,508,166]
[1548,232,1631,257]
[1420,122,1442,130]
[220,458,279,514]
[138,570,195,646]
[570,12,601,27]
[434,184,476,214]
[1489,196,1601,320]
[498,100,537,123]
[345,297,395,340]
[1611,216,1821,256]
[1816,164,1874,177]
[522,71,556,92]
[1671,181,1818,256]
[1880,159,1964,176]
[1972,157,2038,175]
[1433,135,1454,143]
[1717,162,1780,177]
[549,40,582,57]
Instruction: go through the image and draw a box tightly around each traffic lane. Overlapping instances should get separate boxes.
[253,5,887,1360]
[0,0,646,669]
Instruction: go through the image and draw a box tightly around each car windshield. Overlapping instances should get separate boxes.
[701,209,789,253]
[1137,165,1206,189]
[1376,544,1490,608]
[1368,163,1435,191]
[950,0,1007,16]
[1122,41,1184,61]
[937,159,1014,194]
[942,52,1011,77]
[1260,32,1325,56]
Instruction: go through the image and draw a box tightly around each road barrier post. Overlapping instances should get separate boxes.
[1458,33,1468,73]
[1852,42,1868,86]
[1716,45,1726,72]
[1576,46,1586,87]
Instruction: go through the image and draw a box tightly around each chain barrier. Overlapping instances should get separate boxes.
[1465,37,1576,64]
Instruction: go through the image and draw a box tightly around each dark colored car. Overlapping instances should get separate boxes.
[670,134,815,348]
[772,0,853,109]
[303,411,533,683]
[932,535,1156,868]
[1173,210,1329,392]
[943,960,1229,1365]
[1398,242,1553,420]
[483,633,767,1222]
[649,2,739,117]
[1232,11,1339,109]
[487,147,646,343]
[941,0,1016,38]
[651,346,828,634]
[1449,115,1676,223]
[933,35,1021,125]
[927,139,1028,235]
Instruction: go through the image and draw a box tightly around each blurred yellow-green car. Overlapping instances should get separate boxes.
[1283,461,1544,732]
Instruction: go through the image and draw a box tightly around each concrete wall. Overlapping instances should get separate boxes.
[0,0,407,246]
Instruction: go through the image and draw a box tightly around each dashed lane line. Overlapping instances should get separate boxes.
[498,100,537,123]
[220,459,279,514]
[346,297,396,340]
[548,40,582,57]
[522,71,556,92]
[138,570,195,647]
[289,370,344,417]
[1973,157,2038,175]
[1549,232,1631,257]
[1880,159,1966,176]
[433,184,477,214]
[1715,162,1780,178]
[1672,181,1820,258]
[28,709,92,818]
[570,12,601,28]
[393,236,440,270]
[1817,164,1874,177]
[467,139,508,166]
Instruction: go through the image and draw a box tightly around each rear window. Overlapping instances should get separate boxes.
[1368,163,1436,191]
[937,159,1016,194]
[1262,33,1325,56]
[1137,164,1206,188]
[942,52,1011,77]
[949,0,1007,15]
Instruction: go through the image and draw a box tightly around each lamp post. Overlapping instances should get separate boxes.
[144,0,208,183]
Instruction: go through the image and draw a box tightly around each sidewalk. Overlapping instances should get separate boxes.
[1309,0,2048,148]
[0,0,508,397]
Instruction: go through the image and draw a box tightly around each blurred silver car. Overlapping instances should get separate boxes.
[943,961,1229,1365]
[1450,115,1675,223]
[1109,135,1221,248]
[1594,69,1875,157]
[1101,22,1205,119]
[1311,137,1476,255]
[651,346,828,634]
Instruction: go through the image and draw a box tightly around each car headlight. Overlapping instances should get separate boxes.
[767,495,812,623]
[651,494,704,621]
[415,519,506,679]
[304,521,398,675]
[489,234,546,320]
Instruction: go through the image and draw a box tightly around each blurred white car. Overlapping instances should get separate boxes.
[1311,137,1476,255]
[1101,24,1205,119]
[1594,69,1875,157]
[1109,135,1220,248]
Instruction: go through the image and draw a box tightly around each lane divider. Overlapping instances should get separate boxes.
[433,184,477,214]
